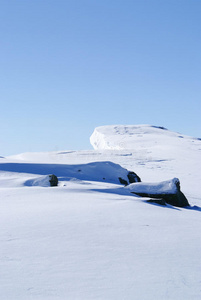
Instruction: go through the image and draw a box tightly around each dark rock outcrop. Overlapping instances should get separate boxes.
[127,171,141,184]
[119,171,141,186]
[127,178,190,207]
[118,177,129,186]
[147,198,166,206]
[163,191,189,207]
[49,174,58,187]
[136,191,189,207]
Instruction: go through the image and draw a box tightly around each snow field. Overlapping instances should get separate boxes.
[1,182,201,300]
[1,125,201,299]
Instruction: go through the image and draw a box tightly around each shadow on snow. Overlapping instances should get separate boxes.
[92,187,181,210]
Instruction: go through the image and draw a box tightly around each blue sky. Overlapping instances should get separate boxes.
[0,0,201,155]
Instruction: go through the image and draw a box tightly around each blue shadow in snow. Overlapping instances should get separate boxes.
[0,162,110,183]
[92,187,133,197]
[0,162,69,176]
[92,187,181,210]
[0,161,124,184]
[184,205,201,212]
[145,200,180,210]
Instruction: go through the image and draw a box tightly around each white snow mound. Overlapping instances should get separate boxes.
[0,160,130,187]
[25,175,53,187]
[126,178,179,195]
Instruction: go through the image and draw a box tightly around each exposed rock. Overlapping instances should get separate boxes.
[49,174,58,187]
[119,171,141,186]
[126,178,190,207]
[147,198,166,206]
[162,191,189,207]
[127,171,141,183]
[118,177,129,186]
[151,126,167,130]
[24,175,58,187]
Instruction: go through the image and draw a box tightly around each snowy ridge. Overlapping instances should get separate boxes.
[90,124,200,151]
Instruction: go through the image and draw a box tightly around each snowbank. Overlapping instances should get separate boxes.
[125,178,179,195]
[25,175,57,187]
[0,160,131,186]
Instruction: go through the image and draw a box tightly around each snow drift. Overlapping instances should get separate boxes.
[0,160,132,186]
[25,175,58,187]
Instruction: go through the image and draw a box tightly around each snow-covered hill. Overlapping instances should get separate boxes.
[90,124,201,157]
[1,125,201,299]
[90,125,201,197]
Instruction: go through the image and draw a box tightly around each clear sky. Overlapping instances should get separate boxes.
[0,0,201,156]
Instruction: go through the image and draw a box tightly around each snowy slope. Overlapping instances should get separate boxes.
[90,124,201,160]
[1,125,201,300]
[90,125,201,201]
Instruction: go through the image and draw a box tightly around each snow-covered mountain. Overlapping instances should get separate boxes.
[1,125,201,300]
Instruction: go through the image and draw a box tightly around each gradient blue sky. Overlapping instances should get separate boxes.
[0,0,201,155]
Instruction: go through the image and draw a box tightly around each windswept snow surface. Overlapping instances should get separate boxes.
[1,125,201,300]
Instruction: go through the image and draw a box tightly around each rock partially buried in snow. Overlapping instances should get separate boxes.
[119,171,141,186]
[126,178,190,207]
[25,174,58,187]
[49,174,58,186]
[127,171,141,183]
[1,161,136,186]
[20,161,137,186]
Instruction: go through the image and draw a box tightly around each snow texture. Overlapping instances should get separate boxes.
[1,124,201,300]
